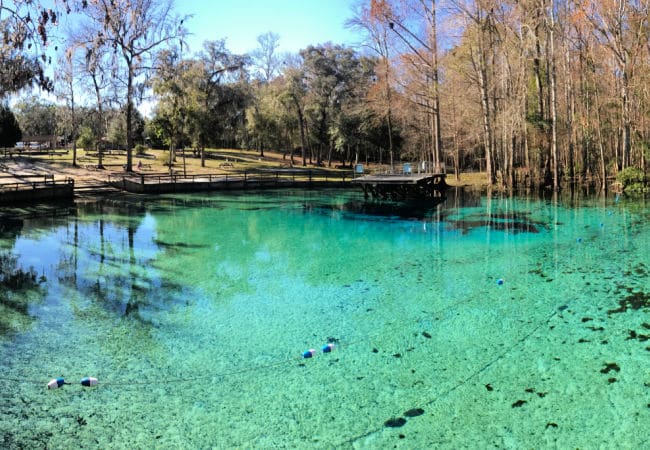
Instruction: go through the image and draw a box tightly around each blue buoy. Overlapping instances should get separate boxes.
[322,343,335,353]
[496,278,504,286]
[47,377,65,389]
[81,377,98,387]
[576,237,582,243]
[302,349,316,359]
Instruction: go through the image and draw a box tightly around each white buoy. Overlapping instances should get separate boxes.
[47,377,65,389]
[80,377,98,387]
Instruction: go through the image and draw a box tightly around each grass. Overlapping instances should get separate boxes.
[6,147,489,188]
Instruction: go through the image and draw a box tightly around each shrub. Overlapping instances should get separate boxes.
[616,166,647,193]
[134,144,147,155]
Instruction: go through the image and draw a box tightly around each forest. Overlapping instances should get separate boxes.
[1,0,649,191]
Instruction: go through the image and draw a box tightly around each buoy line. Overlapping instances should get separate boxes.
[1,286,489,391]
[339,304,566,446]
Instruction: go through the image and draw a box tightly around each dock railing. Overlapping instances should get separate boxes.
[0,175,74,203]
[0,174,73,192]
[365,162,446,176]
[108,168,353,193]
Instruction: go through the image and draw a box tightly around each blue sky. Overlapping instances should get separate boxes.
[174,0,361,55]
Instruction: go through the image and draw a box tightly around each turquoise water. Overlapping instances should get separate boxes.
[0,189,648,449]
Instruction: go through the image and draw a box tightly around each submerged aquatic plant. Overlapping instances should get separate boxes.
[607,291,650,315]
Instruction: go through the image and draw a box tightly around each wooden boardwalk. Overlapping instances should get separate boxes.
[108,169,353,194]
[352,172,447,200]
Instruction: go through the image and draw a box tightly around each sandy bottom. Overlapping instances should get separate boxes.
[0,189,648,448]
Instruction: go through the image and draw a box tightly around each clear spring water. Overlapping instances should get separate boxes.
[0,188,648,449]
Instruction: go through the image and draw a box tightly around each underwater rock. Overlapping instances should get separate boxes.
[581,317,593,322]
[512,400,527,408]
[600,362,620,374]
[607,291,650,315]
[608,378,617,384]
[404,408,424,418]
[546,422,558,429]
[393,353,402,358]
[485,384,493,391]
[384,417,407,428]
[422,331,432,339]
[626,330,650,342]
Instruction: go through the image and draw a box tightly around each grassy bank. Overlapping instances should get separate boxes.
[4,147,489,189]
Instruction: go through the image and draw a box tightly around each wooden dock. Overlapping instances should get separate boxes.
[352,172,447,200]
[107,169,353,194]
[0,176,74,204]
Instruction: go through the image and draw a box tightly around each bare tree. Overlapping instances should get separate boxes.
[348,0,397,170]
[55,50,79,166]
[251,31,281,82]
[582,0,650,172]
[78,0,187,171]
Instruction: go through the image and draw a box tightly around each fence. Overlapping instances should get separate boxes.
[0,176,74,203]
[108,169,353,194]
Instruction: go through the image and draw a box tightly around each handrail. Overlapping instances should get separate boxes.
[109,169,353,187]
[0,177,73,192]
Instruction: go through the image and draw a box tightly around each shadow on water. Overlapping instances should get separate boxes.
[308,187,486,221]
[0,252,42,336]
[336,197,447,220]
[310,190,466,221]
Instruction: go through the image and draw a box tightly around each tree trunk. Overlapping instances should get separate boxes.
[430,0,442,167]
[533,22,545,121]
[474,45,495,185]
[548,0,559,191]
[595,98,607,191]
[296,99,307,167]
[70,81,77,168]
[621,66,631,169]
[564,42,575,184]
[92,73,105,170]
[125,62,135,172]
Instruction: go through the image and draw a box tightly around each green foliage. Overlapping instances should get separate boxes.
[0,53,43,99]
[145,118,167,149]
[0,1,58,98]
[107,115,127,148]
[155,150,171,166]
[526,112,551,132]
[13,96,57,137]
[134,144,147,155]
[76,126,97,150]
[616,166,648,193]
[0,104,22,148]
